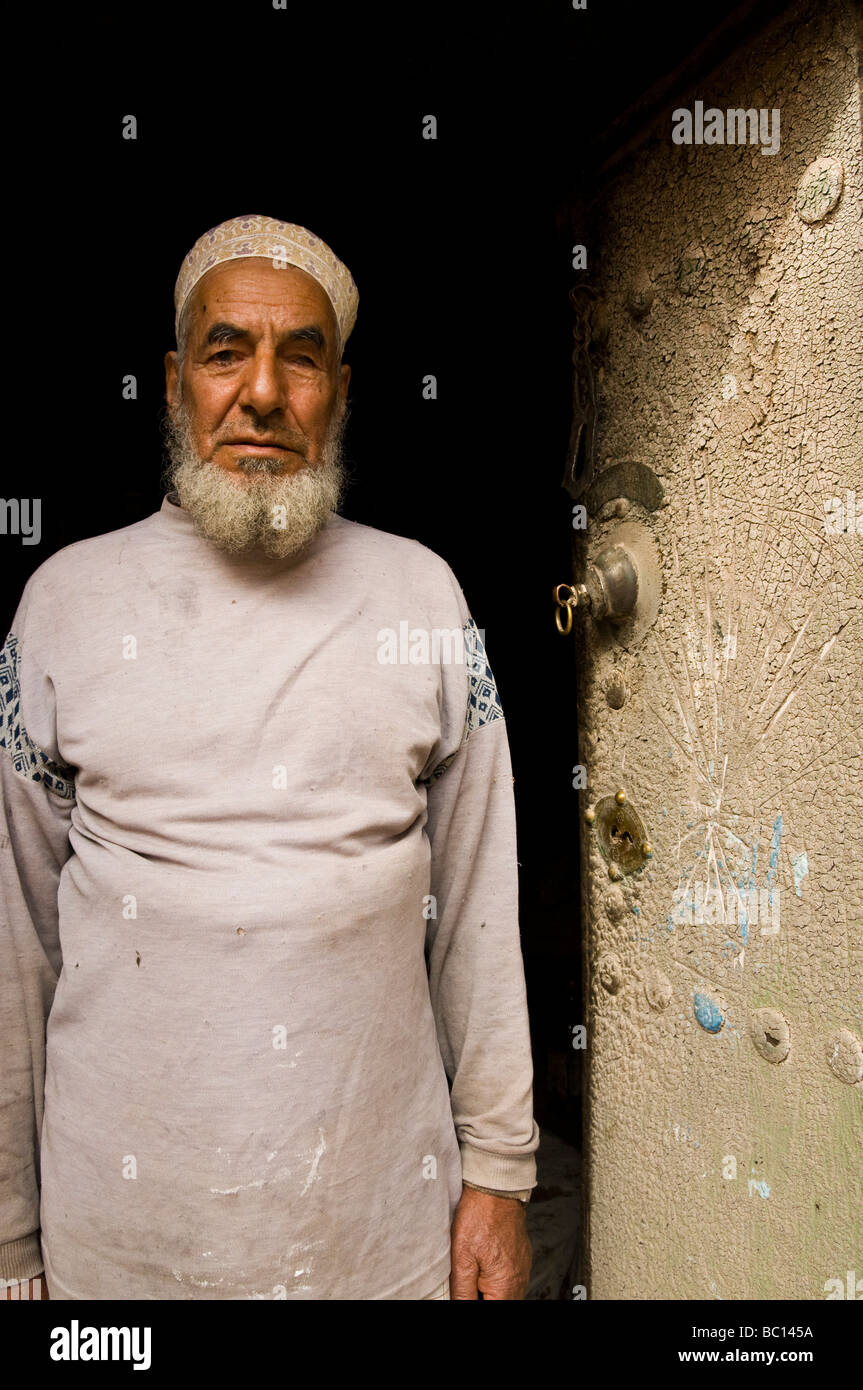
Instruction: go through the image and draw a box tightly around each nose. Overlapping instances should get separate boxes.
[237,347,286,419]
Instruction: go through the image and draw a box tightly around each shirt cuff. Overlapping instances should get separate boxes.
[463,1180,532,1203]
[0,1233,44,1284]
[458,1140,537,1194]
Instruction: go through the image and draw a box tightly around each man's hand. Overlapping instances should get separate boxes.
[2,1275,49,1300]
[449,1185,532,1299]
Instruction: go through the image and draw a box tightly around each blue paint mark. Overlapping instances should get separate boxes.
[694,991,724,1033]
[767,815,782,879]
[739,835,759,946]
[749,1179,770,1199]
[632,904,640,915]
[791,851,809,897]
[767,813,783,916]
[736,870,750,944]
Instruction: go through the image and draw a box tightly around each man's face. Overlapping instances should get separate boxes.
[166,257,350,475]
[163,258,352,558]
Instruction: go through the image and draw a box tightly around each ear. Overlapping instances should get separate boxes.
[165,351,180,412]
[338,361,351,404]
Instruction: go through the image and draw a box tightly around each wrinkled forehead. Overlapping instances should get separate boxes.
[181,257,342,352]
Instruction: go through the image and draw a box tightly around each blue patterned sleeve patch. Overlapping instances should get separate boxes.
[426,619,504,783]
[0,632,76,800]
[463,618,504,738]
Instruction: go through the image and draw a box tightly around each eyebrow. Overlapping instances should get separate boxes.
[204,321,327,353]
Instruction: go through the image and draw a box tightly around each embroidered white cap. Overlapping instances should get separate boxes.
[174,214,359,353]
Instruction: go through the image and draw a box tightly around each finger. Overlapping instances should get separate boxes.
[478,1260,531,1300]
[476,1279,522,1300]
[449,1254,480,1300]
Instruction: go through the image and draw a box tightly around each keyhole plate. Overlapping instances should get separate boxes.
[593,796,649,874]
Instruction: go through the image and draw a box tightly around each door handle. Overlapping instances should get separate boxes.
[554,543,639,633]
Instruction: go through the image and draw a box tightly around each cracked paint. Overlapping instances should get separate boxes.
[577,0,862,1299]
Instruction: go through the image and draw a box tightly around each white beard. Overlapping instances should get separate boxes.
[162,400,349,559]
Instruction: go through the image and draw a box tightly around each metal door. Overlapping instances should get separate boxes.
[560,0,862,1299]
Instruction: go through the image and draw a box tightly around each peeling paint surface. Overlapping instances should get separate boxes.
[577,0,862,1299]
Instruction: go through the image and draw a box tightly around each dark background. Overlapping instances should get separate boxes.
[6,0,789,1152]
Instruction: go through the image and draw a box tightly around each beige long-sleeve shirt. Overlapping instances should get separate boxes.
[0,493,538,1299]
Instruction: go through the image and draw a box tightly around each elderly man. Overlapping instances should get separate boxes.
[0,216,539,1301]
